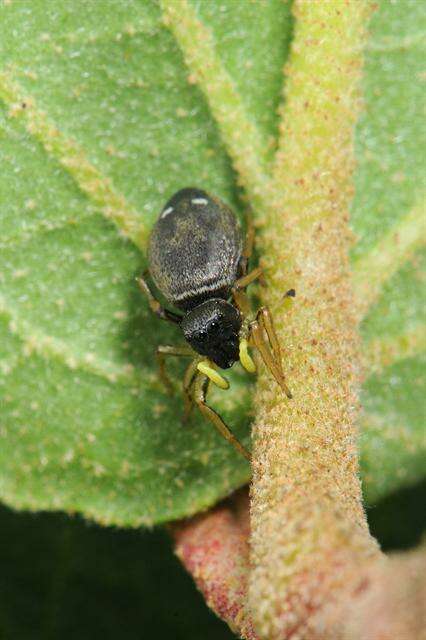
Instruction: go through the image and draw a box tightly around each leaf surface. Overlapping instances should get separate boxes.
[353,0,426,501]
[0,0,424,524]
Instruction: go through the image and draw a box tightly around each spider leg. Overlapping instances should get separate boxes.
[249,312,292,399]
[182,358,198,422]
[193,373,251,461]
[234,266,264,291]
[238,212,255,277]
[256,290,295,376]
[156,345,193,395]
[256,307,283,374]
[136,275,182,324]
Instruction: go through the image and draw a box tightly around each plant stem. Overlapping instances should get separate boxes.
[249,2,381,637]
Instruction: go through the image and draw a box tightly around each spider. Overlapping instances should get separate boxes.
[137,187,294,460]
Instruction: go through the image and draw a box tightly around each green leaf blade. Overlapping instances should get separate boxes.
[352,0,426,502]
[0,0,424,526]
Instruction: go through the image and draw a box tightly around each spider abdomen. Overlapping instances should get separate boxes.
[148,188,243,311]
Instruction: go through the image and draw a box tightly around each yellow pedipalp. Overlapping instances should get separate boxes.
[283,288,296,311]
[197,361,230,390]
[239,338,256,373]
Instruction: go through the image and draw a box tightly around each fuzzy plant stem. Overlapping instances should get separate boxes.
[248,2,383,638]
[173,491,426,640]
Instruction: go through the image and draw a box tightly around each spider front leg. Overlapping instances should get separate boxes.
[193,372,251,461]
[249,305,293,399]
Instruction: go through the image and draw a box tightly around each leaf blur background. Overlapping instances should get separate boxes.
[0,1,424,638]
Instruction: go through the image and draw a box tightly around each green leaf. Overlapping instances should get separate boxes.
[0,0,291,525]
[352,0,426,502]
[0,0,424,526]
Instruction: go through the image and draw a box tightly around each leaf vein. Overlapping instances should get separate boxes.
[159,0,271,210]
[363,324,426,376]
[366,32,426,52]
[352,195,426,318]
[0,294,142,388]
[0,69,148,252]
